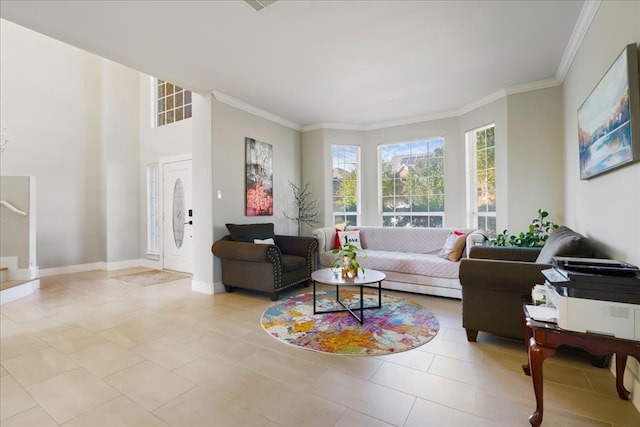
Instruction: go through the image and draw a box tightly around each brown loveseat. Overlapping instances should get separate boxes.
[459,226,600,342]
[211,223,318,301]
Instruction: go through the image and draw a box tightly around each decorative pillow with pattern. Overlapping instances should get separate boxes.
[438,231,467,261]
[337,230,363,250]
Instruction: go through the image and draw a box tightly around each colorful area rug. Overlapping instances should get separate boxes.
[114,270,189,286]
[261,290,439,356]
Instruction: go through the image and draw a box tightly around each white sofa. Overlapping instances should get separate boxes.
[313,226,487,298]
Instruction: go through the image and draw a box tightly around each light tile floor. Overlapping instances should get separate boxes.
[1,269,639,426]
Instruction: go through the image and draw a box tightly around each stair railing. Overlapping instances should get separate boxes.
[0,200,27,216]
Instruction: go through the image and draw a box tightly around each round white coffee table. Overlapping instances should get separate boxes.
[310,268,386,324]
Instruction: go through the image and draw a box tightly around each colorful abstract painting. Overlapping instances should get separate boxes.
[245,137,273,216]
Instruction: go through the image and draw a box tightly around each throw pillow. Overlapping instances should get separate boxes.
[337,230,363,250]
[226,223,275,243]
[254,238,275,245]
[438,231,467,262]
[535,226,594,264]
[334,227,343,249]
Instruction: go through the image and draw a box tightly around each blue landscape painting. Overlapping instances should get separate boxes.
[577,48,633,179]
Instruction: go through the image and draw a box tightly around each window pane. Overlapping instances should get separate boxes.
[486,126,495,147]
[379,137,446,228]
[332,145,359,225]
[467,124,496,232]
[154,78,193,127]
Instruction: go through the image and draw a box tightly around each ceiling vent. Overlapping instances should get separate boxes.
[245,0,278,12]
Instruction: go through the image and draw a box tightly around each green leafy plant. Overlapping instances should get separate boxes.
[331,243,366,277]
[490,209,559,248]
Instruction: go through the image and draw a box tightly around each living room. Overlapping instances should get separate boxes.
[1,1,639,424]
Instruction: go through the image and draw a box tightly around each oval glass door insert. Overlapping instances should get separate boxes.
[172,178,185,248]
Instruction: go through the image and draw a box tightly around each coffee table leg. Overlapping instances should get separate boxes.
[359,285,364,324]
[528,337,556,427]
[313,280,317,314]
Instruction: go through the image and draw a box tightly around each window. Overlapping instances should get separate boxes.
[332,145,359,227]
[155,79,192,127]
[380,138,445,227]
[466,124,496,236]
[146,163,160,256]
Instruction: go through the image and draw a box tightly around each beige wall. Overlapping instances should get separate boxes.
[303,89,563,235]
[211,98,302,283]
[563,2,640,267]
[505,87,564,233]
[561,1,640,406]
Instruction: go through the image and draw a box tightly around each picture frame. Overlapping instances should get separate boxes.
[577,43,640,180]
[245,137,273,216]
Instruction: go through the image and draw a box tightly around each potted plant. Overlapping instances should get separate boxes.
[330,243,365,279]
[490,209,559,247]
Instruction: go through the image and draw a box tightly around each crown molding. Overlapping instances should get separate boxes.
[215,76,561,133]
[504,78,562,95]
[556,0,601,81]
[212,91,301,131]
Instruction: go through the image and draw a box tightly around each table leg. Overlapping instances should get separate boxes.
[528,337,557,427]
[522,324,533,376]
[615,354,630,400]
[359,285,364,324]
[312,280,317,314]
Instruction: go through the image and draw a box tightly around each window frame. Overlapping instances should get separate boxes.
[146,163,160,258]
[465,123,496,236]
[331,145,361,227]
[378,137,445,228]
[153,78,192,127]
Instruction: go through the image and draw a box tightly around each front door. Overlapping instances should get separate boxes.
[163,159,193,273]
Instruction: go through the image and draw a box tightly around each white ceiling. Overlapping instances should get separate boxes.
[0,0,587,130]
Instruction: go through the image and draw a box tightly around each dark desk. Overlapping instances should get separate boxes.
[522,304,640,427]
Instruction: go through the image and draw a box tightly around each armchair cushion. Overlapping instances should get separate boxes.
[226,223,275,243]
[536,226,595,264]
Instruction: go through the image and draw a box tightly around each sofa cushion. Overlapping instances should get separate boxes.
[535,226,594,264]
[439,231,467,262]
[281,254,306,272]
[226,223,275,243]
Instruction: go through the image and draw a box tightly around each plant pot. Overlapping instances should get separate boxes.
[341,268,358,279]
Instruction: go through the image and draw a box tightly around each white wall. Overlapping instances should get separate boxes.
[102,61,141,264]
[561,1,640,407]
[1,20,105,268]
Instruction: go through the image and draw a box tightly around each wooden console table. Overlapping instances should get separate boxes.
[522,304,640,427]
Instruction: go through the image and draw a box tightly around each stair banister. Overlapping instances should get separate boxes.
[0,200,27,216]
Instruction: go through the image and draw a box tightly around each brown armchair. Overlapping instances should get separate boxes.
[459,226,600,342]
[211,223,318,301]
[459,246,547,342]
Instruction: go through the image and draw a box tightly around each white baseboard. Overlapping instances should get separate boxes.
[213,281,226,294]
[39,259,165,277]
[0,279,39,305]
[40,262,107,277]
[192,279,215,295]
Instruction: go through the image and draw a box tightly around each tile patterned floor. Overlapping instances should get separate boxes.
[1,268,639,426]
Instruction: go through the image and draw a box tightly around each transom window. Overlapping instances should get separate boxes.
[466,124,496,236]
[379,138,445,227]
[332,145,360,227]
[155,79,192,127]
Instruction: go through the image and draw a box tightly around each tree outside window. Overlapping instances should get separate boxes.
[380,138,445,227]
